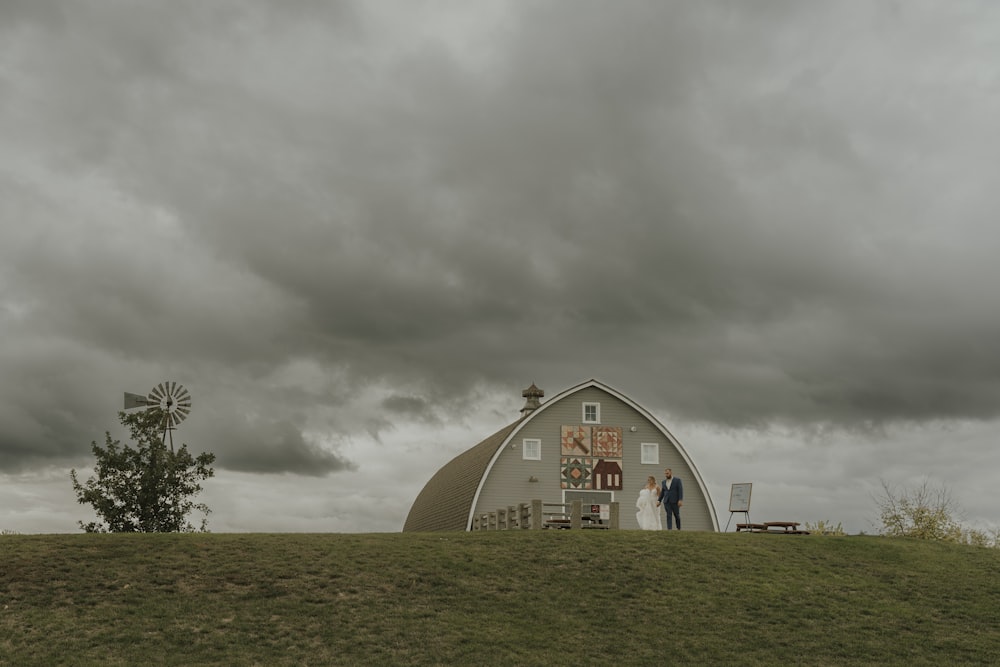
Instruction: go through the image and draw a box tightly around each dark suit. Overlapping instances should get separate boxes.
[658,477,684,530]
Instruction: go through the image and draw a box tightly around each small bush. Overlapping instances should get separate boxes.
[962,526,1000,548]
[803,520,845,536]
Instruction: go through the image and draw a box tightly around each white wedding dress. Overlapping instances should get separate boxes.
[636,488,662,530]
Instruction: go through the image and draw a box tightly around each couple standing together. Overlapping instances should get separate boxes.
[635,468,683,531]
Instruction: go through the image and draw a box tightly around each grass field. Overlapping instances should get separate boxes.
[3,530,1000,666]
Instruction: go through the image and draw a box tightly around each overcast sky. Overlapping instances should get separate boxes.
[3,1,1000,535]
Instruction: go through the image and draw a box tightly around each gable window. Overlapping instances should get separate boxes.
[582,402,600,424]
[522,438,541,460]
[641,442,659,465]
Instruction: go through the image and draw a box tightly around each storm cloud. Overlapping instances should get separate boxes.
[2,1,999,533]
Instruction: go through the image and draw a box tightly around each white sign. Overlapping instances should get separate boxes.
[591,504,610,520]
[729,483,752,513]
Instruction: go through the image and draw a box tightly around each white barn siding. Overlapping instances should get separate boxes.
[471,385,718,531]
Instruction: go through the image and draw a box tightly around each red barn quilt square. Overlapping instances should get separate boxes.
[592,458,623,490]
[592,426,622,458]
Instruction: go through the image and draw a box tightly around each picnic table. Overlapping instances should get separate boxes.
[736,523,767,532]
[737,521,810,534]
[763,521,809,534]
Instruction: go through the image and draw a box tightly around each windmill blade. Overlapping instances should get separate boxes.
[138,380,193,432]
[124,392,149,410]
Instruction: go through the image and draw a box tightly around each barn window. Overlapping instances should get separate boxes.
[522,438,541,460]
[582,402,600,423]
[641,442,659,465]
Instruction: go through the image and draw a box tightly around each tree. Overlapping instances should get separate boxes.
[874,478,963,541]
[71,409,216,533]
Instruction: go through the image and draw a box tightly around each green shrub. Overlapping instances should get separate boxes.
[803,519,845,535]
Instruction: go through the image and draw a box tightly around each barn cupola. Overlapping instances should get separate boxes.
[520,383,544,417]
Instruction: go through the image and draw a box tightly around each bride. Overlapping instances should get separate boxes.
[636,475,662,530]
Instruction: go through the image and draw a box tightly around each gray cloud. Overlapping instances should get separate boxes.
[204,417,355,477]
[2,1,1000,533]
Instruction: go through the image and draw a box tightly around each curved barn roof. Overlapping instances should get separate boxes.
[402,420,521,532]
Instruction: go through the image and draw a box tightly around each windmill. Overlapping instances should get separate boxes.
[124,381,192,452]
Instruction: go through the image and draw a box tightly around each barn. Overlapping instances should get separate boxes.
[403,379,719,531]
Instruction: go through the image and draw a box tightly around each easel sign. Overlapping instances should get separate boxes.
[729,483,752,513]
[725,483,753,532]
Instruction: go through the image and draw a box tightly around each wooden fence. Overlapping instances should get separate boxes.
[471,499,620,531]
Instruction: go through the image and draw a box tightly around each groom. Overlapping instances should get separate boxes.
[656,468,684,530]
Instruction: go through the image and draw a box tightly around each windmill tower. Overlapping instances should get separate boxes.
[124,381,191,452]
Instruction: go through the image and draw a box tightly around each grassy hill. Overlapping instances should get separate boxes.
[3,531,1000,666]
